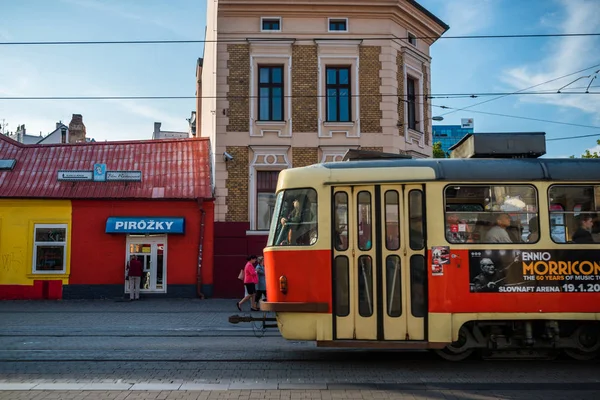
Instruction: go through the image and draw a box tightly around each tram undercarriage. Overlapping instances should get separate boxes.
[436,320,600,361]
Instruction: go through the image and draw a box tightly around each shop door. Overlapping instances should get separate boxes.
[125,236,167,293]
[331,185,427,341]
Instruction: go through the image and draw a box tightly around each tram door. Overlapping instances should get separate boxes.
[332,185,427,341]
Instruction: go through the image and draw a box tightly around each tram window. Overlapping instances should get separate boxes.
[409,190,425,250]
[357,191,372,251]
[444,185,539,244]
[334,256,350,317]
[358,255,374,317]
[386,255,402,317]
[548,185,600,244]
[385,191,400,250]
[410,255,426,318]
[334,192,349,251]
[270,188,318,246]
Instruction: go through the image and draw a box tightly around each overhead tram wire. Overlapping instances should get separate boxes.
[438,63,600,117]
[1,90,598,101]
[431,103,600,130]
[1,33,600,46]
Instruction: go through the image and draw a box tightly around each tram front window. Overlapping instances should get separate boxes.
[269,188,318,246]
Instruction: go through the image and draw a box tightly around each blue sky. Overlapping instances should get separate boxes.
[0,0,599,157]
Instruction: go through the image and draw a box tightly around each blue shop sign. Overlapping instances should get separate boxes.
[106,217,185,234]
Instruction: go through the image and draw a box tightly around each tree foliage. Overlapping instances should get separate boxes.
[432,141,446,158]
[570,139,600,159]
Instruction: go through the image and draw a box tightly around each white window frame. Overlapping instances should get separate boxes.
[32,224,68,274]
[261,17,282,32]
[328,18,349,33]
[248,146,291,233]
[249,47,293,137]
[315,40,362,138]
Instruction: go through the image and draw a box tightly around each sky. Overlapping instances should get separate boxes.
[0,0,599,157]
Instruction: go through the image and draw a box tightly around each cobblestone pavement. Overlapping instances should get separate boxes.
[1,299,599,399]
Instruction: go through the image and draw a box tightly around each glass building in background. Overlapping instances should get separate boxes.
[433,118,475,156]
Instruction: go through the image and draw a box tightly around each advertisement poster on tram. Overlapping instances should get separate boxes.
[431,246,450,276]
[469,250,600,293]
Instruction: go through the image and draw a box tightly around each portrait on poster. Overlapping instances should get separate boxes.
[432,246,450,276]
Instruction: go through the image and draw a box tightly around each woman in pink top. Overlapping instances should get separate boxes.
[237,255,259,311]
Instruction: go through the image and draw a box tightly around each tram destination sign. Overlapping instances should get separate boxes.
[469,249,600,294]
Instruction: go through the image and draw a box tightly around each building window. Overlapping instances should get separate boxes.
[328,18,348,32]
[407,76,417,130]
[407,32,417,46]
[256,171,281,230]
[326,67,351,122]
[261,18,281,31]
[258,66,284,121]
[33,224,67,273]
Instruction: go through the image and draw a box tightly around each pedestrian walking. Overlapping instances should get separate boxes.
[126,255,143,301]
[255,256,267,305]
[237,255,259,311]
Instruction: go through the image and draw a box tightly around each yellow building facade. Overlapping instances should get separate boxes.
[0,199,72,299]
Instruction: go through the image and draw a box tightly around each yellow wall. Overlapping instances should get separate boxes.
[0,200,72,285]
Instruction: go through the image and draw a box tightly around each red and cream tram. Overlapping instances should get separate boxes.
[261,158,600,360]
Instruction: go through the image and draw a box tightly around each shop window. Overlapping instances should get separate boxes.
[548,185,600,244]
[256,170,280,231]
[33,224,67,273]
[269,188,318,246]
[444,185,539,244]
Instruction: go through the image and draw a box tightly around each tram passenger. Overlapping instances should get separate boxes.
[527,217,539,242]
[277,195,314,245]
[572,214,595,244]
[484,213,513,243]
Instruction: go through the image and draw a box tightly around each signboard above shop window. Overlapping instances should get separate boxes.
[58,168,142,182]
[58,171,93,181]
[106,217,185,234]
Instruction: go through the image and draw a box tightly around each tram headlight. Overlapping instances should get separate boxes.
[279,275,288,295]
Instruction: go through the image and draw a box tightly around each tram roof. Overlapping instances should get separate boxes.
[319,158,600,182]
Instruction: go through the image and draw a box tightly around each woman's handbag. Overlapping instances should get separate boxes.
[237,268,244,281]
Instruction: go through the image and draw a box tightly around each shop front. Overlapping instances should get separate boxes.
[0,135,215,300]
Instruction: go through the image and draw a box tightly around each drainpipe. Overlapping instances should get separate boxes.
[197,198,206,299]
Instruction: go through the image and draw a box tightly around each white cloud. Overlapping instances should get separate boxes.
[441,0,495,36]
[586,144,600,155]
[502,0,600,117]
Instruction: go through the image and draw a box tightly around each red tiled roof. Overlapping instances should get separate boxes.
[0,135,212,200]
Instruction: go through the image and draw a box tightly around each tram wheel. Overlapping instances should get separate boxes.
[434,326,475,361]
[564,324,599,361]
[564,349,598,361]
[434,347,475,361]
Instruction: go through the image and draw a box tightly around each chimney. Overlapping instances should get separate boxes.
[68,114,86,143]
[153,122,161,139]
